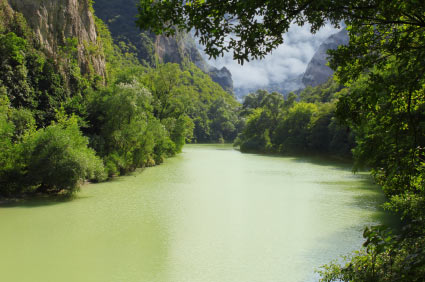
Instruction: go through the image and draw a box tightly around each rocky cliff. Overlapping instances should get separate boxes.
[302,29,349,87]
[6,0,106,80]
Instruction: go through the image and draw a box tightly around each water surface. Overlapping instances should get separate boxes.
[0,144,392,282]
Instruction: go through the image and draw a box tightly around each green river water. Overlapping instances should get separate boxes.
[0,144,393,282]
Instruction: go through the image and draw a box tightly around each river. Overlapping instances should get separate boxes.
[0,144,393,282]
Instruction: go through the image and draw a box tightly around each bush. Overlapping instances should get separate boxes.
[24,114,106,194]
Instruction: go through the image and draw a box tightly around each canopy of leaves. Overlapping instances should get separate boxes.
[137,0,425,63]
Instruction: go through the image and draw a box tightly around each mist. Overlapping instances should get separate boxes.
[197,24,340,95]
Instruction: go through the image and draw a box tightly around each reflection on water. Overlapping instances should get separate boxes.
[0,144,395,282]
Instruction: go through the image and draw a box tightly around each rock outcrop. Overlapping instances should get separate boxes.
[7,0,106,80]
[302,29,349,87]
[206,67,233,93]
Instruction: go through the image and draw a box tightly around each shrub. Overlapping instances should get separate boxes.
[24,114,106,194]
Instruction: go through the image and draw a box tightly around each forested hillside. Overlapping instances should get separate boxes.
[0,0,241,197]
[93,0,234,92]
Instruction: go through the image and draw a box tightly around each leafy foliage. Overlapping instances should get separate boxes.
[236,87,353,157]
[141,62,242,143]
[319,59,425,281]
[0,95,105,196]
[2,1,425,280]
[87,80,174,175]
[24,112,106,194]
[319,225,425,282]
[137,0,425,64]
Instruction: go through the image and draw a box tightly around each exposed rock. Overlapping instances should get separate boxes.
[154,32,202,66]
[207,67,233,93]
[7,0,106,80]
[154,34,184,64]
[302,29,349,87]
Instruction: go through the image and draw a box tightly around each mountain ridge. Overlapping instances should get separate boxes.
[92,0,233,93]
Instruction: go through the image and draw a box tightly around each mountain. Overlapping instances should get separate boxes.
[92,0,233,92]
[302,29,349,87]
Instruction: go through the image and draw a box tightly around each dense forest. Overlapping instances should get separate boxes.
[0,0,241,197]
[138,0,425,281]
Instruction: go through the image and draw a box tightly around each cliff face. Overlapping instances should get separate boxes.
[206,66,233,93]
[154,34,187,64]
[7,0,106,80]
[302,29,349,87]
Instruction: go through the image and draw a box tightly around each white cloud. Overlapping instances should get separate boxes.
[197,23,340,91]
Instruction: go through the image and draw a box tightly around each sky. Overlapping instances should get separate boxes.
[197,23,340,93]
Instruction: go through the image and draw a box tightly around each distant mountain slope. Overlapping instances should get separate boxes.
[302,29,349,87]
[93,0,233,92]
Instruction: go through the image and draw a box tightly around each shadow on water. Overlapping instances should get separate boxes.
[0,194,79,208]
[320,175,399,228]
[185,143,235,151]
[310,204,400,281]
[238,147,399,228]
[237,148,355,172]
[309,189,399,281]
[238,148,392,210]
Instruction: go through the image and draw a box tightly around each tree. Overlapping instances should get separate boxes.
[87,80,175,175]
[208,97,240,142]
[274,102,317,153]
[142,63,188,120]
